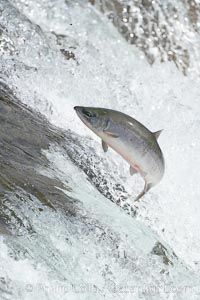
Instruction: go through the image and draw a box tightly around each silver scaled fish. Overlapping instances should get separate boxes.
[74,106,165,202]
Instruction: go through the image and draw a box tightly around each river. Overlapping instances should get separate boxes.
[0,1,200,299]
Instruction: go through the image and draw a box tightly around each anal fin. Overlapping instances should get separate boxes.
[102,140,108,152]
[129,165,138,176]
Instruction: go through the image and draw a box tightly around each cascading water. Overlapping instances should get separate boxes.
[1,0,200,299]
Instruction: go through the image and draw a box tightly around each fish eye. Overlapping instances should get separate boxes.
[83,110,96,118]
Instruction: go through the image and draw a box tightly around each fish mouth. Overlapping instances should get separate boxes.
[74,106,90,127]
[74,106,82,113]
[74,106,83,117]
[74,106,92,130]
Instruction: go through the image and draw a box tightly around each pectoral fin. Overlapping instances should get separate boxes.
[129,166,138,176]
[103,130,119,138]
[102,140,108,152]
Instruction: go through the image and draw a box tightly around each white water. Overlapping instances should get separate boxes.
[1,0,200,299]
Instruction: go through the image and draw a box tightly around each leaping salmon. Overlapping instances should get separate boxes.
[74,106,165,202]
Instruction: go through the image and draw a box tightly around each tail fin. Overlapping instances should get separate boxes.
[134,182,152,202]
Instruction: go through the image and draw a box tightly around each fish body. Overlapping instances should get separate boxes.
[74,106,164,201]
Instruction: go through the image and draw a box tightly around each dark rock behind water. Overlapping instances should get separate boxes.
[89,0,200,75]
[0,83,79,235]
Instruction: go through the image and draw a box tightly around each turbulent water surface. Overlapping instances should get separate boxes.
[1,0,200,299]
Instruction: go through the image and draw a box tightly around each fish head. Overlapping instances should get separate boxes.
[74,106,109,135]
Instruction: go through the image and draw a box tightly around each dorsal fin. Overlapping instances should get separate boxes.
[153,129,163,140]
